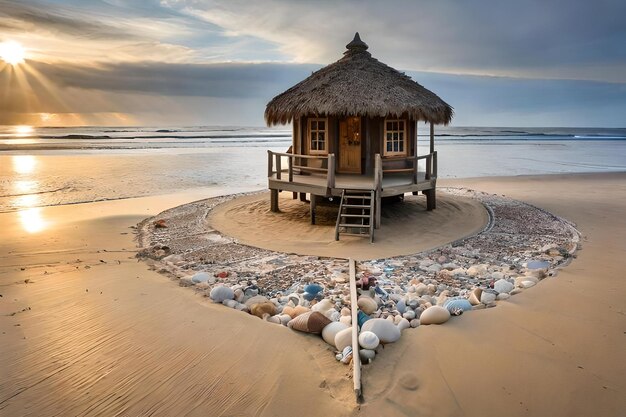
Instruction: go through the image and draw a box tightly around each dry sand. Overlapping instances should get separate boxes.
[1,173,625,416]
[208,191,488,260]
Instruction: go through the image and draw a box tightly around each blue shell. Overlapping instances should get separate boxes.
[357,311,371,329]
[302,292,321,301]
[443,298,473,312]
[304,284,323,295]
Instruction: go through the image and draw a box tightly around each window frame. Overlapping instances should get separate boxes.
[383,118,407,157]
[307,117,328,155]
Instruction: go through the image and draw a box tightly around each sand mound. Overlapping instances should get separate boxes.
[208,191,489,260]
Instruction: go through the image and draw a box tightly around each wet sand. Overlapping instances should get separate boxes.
[1,173,625,416]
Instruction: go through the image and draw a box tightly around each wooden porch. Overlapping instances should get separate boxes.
[267,150,438,229]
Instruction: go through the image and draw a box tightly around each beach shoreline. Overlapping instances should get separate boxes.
[1,172,624,416]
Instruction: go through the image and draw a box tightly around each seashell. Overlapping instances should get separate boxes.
[357,311,370,328]
[443,298,473,313]
[235,303,249,313]
[334,327,353,352]
[250,301,277,319]
[468,288,482,305]
[222,299,238,309]
[358,331,379,349]
[419,306,451,325]
[266,315,281,324]
[302,292,319,301]
[322,322,349,347]
[287,293,300,306]
[234,288,244,302]
[340,307,351,316]
[304,283,323,295]
[357,296,378,315]
[282,306,295,318]
[339,315,352,326]
[410,319,420,328]
[361,318,401,344]
[359,349,376,364]
[210,286,234,303]
[393,315,403,325]
[287,311,331,334]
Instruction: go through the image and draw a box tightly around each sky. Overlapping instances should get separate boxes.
[0,0,625,127]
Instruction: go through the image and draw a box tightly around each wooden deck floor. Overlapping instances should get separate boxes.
[269,172,435,197]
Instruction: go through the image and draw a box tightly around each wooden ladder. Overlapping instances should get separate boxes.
[335,189,375,243]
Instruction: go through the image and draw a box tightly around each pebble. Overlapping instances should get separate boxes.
[250,301,277,318]
[358,331,380,349]
[443,298,473,313]
[419,306,451,325]
[192,272,213,283]
[480,291,497,304]
[357,296,378,315]
[334,327,353,352]
[361,319,401,343]
[520,280,536,288]
[322,322,349,347]
[210,286,234,303]
[493,278,514,294]
[359,349,376,364]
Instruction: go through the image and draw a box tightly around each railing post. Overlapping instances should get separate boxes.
[425,154,432,180]
[433,151,438,179]
[276,153,282,180]
[374,154,382,229]
[288,155,293,182]
[326,153,336,189]
[267,150,273,177]
[412,156,418,184]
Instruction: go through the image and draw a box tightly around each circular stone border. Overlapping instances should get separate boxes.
[136,187,580,300]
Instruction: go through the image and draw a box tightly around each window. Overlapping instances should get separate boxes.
[384,119,406,156]
[308,118,327,154]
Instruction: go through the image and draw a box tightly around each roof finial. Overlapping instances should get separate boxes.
[345,32,369,54]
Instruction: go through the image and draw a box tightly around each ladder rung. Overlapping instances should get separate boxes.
[339,223,370,228]
[343,204,370,208]
[340,214,370,218]
[341,232,370,237]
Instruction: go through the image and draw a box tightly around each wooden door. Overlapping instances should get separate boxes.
[338,117,361,173]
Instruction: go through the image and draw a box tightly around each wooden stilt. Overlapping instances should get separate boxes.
[292,192,297,199]
[348,258,362,401]
[299,192,307,202]
[270,189,279,212]
[310,194,317,225]
[425,188,436,211]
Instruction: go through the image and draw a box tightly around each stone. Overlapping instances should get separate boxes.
[340,307,351,316]
[357,311,370,328]
[419,306,451,325]
[467,264,488,277]
[244,295,269,307]
[493,279,514,294]
[397,318,410,331]
[443,298,473,313]
[322,322,349,347]
[339,315,352,326]
[359,349,376,364]
[192,272,212,283]
[304,283,323,294]
[234,288,244,302]
[396,299,406,314]
[311,299,334,313]
[497,293,511,301]
[360,319,401,343]
[250,301,277,318]
[222,299,238,308]
[278,314,292,326]
[410,319,420,328]
[357,296,378,315]
[334,327,353,352]
[520,280,536,288]
[415,283,428,296]
[209,286,234,303]
[292,305,310,317]
[358,331,380,349]
[402,310,416,320]
[288,311,331,333]
[480,291,497,304]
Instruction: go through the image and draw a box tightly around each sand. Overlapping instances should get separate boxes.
[208,191,489,260]
[1,172,625,416]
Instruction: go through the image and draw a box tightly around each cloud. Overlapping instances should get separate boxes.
[162,0,626,82]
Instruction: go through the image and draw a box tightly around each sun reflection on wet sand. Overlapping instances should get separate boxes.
[12,155,37,174]
[18,207,48,233]
[15,125,34,136]
[14,179,36,193]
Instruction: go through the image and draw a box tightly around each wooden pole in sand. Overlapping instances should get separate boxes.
[348,258,362,401]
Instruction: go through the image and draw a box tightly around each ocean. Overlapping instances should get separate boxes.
[1,125,625,213]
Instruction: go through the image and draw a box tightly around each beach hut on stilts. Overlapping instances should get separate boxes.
[265,33,453,242]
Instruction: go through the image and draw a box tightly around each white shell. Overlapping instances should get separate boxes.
[397,318,410,331]
[311,299,333,312]
[358,331,380,349]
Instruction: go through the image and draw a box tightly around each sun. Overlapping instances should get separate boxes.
[0,41,26,66]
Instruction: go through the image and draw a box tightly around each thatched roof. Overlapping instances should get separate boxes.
[265,33,453,126]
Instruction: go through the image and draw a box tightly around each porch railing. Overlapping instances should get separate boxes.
[374,151,438,187]
[267,150,336,189]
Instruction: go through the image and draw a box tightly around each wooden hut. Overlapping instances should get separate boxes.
[265,33,453,241]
